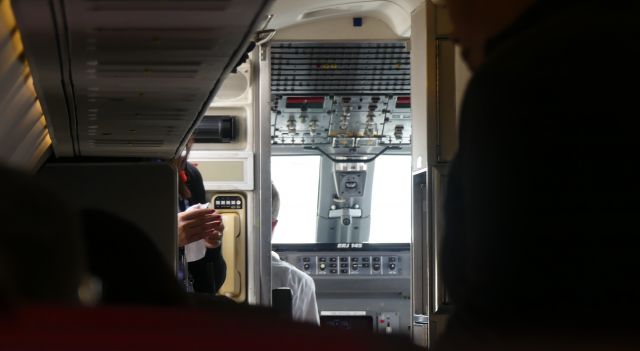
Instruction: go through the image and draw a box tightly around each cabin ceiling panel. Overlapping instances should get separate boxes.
[268,0,423,37]
[12,0,271,158]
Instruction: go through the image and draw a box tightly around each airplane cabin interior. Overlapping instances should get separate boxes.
[0,0,475,348]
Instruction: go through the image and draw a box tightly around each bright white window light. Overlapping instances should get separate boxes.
[271,156,321,243]
[369,155,412,243]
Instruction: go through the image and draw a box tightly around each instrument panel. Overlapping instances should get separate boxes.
[273,243,410,278]
[273,243,411,335]
[295,254,405,276]
[271,95,411,147]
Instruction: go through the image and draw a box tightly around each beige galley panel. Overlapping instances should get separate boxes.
[190,151,253,191]
[212,193,247,302]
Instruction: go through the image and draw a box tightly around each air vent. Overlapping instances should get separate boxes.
[86,0,231,12]
[90,139,164,147]
[193,115,235,143]
[86,29,220,51]
[118,113,191,121]
[93,67,200,79]
[83,90,200,103]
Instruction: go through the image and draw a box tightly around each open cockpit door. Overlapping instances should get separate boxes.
[268,40,413,334]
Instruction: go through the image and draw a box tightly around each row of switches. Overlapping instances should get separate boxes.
[298,255,400,275]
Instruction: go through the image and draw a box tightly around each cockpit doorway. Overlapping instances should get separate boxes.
[268,41,413,335]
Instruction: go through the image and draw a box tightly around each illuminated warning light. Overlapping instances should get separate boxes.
[396,96,411,108]
[285,96,325,109]
[314,63,338,69]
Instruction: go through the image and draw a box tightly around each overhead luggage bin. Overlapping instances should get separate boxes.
[12,0,272,158]
[0,0,51,171]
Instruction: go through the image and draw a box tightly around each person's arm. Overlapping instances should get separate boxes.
[303,277,320,326]
[177,208,220,247]
[188,247,226,293]
[209,247,227,292]
[291,272,320,325]
[184,162,227,292]
[195,221,226,292]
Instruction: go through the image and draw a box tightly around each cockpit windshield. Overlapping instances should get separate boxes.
[271,154,411,244]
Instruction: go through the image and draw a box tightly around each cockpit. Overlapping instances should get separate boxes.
[192,39,415,334]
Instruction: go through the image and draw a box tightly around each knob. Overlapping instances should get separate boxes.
[319,263,326,271]
[303,263,310,270]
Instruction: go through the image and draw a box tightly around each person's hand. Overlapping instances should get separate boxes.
[177,208,221,247]
[203,228,224,249]
[203,219,224,249]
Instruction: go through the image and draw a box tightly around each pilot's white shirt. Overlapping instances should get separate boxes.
[271,251,320,325]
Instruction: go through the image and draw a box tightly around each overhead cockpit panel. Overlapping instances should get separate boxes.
[270,42,411,158]
[271,42,410,95]
[272,95,411,146]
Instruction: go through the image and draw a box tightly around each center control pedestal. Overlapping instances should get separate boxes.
[273,243,411,335]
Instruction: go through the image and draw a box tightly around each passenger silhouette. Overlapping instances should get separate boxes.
[441,0,640,341]
[81,208,188,306]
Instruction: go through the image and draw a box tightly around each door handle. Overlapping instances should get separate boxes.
[413,314,429,325]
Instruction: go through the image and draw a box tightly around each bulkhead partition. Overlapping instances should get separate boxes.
[37,162,178,270]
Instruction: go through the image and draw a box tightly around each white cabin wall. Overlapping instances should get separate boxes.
[192,63,252,153]
[410,2,433,171]
[191,61,254,186]
[267,0,423,37]
[275,15,403,41]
